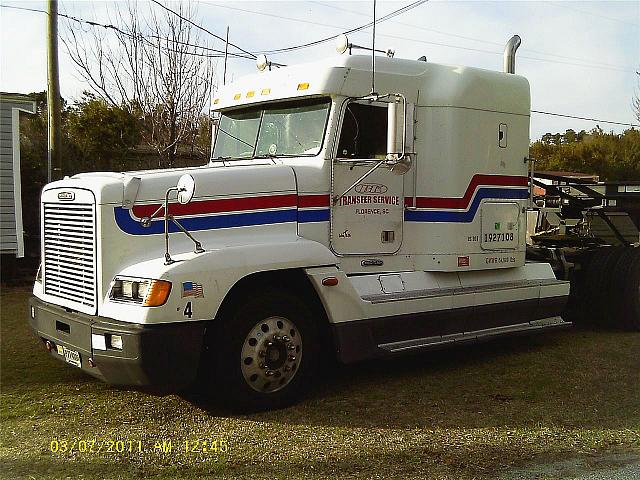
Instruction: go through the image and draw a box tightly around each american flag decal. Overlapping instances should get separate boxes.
[182,281,204,298]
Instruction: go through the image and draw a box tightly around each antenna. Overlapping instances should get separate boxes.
[371,0,377,95]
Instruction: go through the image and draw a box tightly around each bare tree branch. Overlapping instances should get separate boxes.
[62,0,216,168]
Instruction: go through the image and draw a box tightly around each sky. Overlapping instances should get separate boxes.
[0,0,638,140]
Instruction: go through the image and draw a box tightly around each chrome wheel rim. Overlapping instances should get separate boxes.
[241,316,302,393]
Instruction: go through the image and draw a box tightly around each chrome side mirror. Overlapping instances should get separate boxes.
[386,95,415,175]
[177,174,196,205]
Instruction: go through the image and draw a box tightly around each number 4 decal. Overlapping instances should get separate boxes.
[183,301,193,318]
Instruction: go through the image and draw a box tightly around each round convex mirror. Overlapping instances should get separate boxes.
[177,174,196,204]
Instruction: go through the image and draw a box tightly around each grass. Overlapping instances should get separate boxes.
[1,285,639,479]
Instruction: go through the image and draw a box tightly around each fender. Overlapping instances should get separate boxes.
[99,236,337,325]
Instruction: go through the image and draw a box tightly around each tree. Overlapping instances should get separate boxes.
[62,1,215,168]
[66,92,142,172]
[531,128,640,181]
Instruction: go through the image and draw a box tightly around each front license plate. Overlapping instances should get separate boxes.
[62,346,81,368]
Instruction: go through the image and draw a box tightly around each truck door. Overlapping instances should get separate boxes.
[331,100,404,255]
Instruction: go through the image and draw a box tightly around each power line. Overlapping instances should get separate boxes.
[0,4,253,60]
[255,0,429,55]
[4,2,636,127]
[531,110,639,128]
[310,0,630,71]
[149,0,256,59]
[546,1,639,28]
[200,0,632,73]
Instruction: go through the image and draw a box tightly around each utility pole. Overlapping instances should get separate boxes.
[223,26,229,85]
[47,0,62,182]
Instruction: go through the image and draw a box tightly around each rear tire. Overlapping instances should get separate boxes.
[566,247,618,326]
[610,247,640,330]
[203,288,320,412]
[566,246,640,330]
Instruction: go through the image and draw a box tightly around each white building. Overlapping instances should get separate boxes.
[0,92,36,258]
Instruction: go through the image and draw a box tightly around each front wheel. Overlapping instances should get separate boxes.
[205,289,320,411]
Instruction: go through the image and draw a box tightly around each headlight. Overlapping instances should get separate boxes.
[110,277,172,307]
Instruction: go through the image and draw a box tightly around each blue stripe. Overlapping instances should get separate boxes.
[298,209,330,223]
[404,188,529,223]
[114,207,298,235]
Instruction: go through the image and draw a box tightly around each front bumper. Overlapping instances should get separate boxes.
[28,296,206,389]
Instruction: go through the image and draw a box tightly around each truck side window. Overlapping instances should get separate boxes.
[337,103,387,159]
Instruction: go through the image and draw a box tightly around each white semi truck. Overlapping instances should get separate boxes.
[28,37,639,410]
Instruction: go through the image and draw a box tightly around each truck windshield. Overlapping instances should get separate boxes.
[212,98,330,160]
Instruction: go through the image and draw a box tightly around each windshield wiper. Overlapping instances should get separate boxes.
[252,154,280,165]
[218,127,256,149]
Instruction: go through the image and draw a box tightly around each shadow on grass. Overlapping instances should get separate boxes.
[185,330,640,431]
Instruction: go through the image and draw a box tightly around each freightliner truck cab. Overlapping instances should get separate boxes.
[29,46,571,410]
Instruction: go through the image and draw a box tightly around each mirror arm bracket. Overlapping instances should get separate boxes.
[168,215,205,254]
[163,185,206,265]
[164,187,178,265]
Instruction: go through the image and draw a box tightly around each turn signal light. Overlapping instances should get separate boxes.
[322,277,339,286]
[143,280,172,307]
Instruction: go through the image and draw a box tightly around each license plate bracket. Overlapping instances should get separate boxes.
[62,345,81,368]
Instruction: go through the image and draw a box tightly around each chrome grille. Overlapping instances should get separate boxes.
[43,202,96,309]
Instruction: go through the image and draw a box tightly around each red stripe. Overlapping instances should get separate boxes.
[404,175,528,209]
[132,194,297,218]
[298,194,331,208]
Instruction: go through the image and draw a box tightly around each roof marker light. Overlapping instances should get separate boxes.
[233,93,241,100]
[213,98,220,104]
[297,83,310,91]
[261,88,271,96]
[246,91,255,98]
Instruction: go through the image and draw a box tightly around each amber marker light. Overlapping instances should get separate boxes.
[297,82,310,90]
[143,280,172,307]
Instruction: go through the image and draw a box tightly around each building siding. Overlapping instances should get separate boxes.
[0,94,36,257]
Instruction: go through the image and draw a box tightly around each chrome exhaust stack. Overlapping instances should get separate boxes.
[503,35,521,74]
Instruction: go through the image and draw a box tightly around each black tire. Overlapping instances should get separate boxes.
[592,246,627,326]
[610,247,640,330]
[562,251,594,325]
[568,247,617,326]
[203,288,320,412]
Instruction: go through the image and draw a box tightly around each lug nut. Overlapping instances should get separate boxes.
[282,335,290,342]
[273,335,281,341]
[266,341,273,347]
[287,344,296,351]
[265,370,275,377]
[288,355,296,362]
[259,362,266,369]
[275,371,282,378]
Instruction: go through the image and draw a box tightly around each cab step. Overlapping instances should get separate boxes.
[378,316,571,354]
